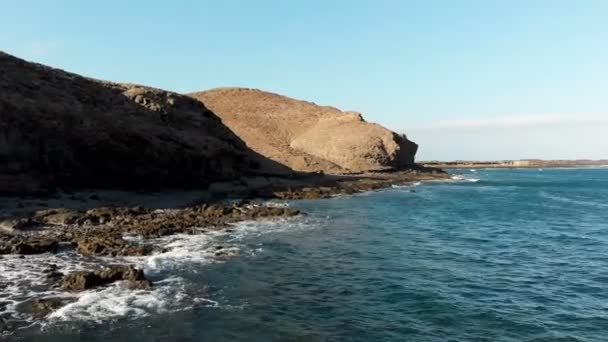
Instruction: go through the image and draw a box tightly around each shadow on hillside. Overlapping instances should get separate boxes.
[0,51,299,198]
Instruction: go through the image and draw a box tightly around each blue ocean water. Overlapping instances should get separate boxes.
[7,168,608,341]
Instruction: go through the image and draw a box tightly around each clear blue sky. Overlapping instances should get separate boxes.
[2,0,607,160]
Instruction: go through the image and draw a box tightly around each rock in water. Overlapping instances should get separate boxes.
[0,236,58,255]
[75,234,150,257]
[0,51,282,195]
[190,88,418,174]
[30,298,69,316]
[61,265,151,291]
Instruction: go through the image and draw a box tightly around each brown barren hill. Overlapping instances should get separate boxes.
[190,88,418,174]
[0,52,287,195]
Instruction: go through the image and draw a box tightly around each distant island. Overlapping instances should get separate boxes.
[421,159,608,169]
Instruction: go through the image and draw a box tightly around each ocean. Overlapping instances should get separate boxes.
[3,168,608,341]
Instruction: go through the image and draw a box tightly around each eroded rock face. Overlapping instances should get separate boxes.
[61,265,151,292]
[190,88,419,174]
[290,117,418,171]
[0,52,273,195]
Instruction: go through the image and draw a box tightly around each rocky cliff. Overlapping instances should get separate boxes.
[0,52,279,195]
[190,88,418,174]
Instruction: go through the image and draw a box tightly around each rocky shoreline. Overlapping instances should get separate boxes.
[1,50,449,333]
[0,169,447,324]
[0,200,301,324]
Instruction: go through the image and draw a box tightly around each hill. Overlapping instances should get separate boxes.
[0,52,285,194]
[190,88,418,174]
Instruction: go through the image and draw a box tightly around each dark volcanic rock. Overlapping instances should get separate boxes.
[0,201,300,256]
[0,218,38,233]
[75,234,150,257]
[43,264,64,281]
[34,208,81,226]
[66,203,301,239]
[30,297,70,316]
[61,265,151,292]
[0,236,58,255]
[0,51,286,195]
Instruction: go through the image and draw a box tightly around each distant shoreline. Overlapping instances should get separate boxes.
[421,160,608,170]
[426,165,608,170]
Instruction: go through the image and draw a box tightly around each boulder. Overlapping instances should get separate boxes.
[75,234,150,257]
[0,236,58,255]
[30,297,69,316]
[0,218,38,233]
[33,208,81,226]
[61,265,151,291]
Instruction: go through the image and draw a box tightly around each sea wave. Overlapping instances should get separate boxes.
[450,175,480,183]
[539,191,608,208]
[47,277,212,323]
[390,181,422,189]
[0,213,314,335]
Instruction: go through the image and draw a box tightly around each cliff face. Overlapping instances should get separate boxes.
[190,88,418,174]
[0,52,277,195]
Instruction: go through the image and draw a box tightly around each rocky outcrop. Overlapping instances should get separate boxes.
[0,52,284,195]
[61,265,151,291]
[0,201,301,256]
[190,88,418,174]
[29,297,71,316]
[0,235,58,254]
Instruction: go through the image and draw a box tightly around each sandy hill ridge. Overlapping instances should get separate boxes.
[190,88,418,174]
[0,52,287,195]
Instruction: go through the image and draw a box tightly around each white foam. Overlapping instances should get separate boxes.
[48,277,210,323]
[263,201,290,208]
[390,181,422,189]
[141,231,228,273]
[227,217,319,240]
[450,175,480,183]
[0,213,314,333]
[0,252,107,331]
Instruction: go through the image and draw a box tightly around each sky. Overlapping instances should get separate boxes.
[1,0,607,160]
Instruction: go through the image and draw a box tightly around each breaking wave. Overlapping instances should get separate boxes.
[450,175,480,183]
[0,212,315,336]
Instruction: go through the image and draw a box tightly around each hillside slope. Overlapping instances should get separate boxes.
[0,52,285,195]
[190,88,418,174]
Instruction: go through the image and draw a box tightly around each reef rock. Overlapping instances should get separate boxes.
[0,236,58,255]
[61,265,151,291]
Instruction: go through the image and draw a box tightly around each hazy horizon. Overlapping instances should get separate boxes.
[406,114,608,161]
[2,0,607,160]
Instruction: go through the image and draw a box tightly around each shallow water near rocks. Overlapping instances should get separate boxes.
[4,168,608,341]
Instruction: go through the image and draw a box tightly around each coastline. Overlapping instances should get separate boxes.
[422,163,608,169]
[0,168,447,333]
[1,168,448,218]
[427,165,608,169]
